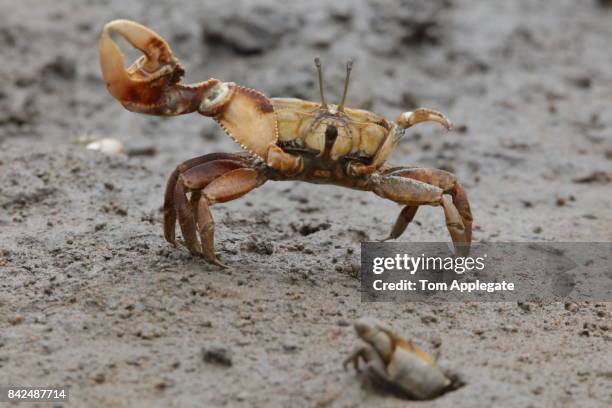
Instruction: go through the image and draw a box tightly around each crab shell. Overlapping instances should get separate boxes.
[354,317,451,400]
[271,98,394,161]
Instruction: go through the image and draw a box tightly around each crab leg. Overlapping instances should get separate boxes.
[383,167,473,246]
[343,346,373,372]
[164,153,248,244]
[175,165,267,266]
[367,172,470,256]
[174,180,202,255]
[382,205,419,242]
[198,168,267,266]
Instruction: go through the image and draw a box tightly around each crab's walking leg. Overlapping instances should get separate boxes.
[368,172,470,256]
[384,167,473,245]
[174,181,202,254]
[382,205,419,242]
[164,153,248,244]
[343,346,373,372]
[197,168,267,265]
[175,164,267,266]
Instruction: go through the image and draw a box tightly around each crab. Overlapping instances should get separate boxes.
[98,19,473,266]
[343,317,458,400]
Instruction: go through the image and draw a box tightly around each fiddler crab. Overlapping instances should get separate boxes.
[344,317,461,400]
[98,20,473,266]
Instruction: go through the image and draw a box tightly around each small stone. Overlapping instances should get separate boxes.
[93,372,106,383]
[136,323,162,340]
[336,319,350,327]
[86,138,124,155]
[282,340,299,353]
[202,344,233,367]
[517,302,532,312]
[154,378,175,390]
[565,302,579,313]
[532,226,543,234]
[421,315,438,325]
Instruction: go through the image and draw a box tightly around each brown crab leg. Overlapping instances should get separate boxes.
[173,160,249,263]
[440,196,469,256]
[450,183,473,244]
[368,173,469,256]
[175,164,266,265]
[383,167,473,248]
[164,168,181,244]
[382,205,419,241]
[164,153,248,245]
[174,181,202,255]
[195,197,218,265]
[194,168,267,266]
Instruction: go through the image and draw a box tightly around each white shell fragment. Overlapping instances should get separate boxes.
[86,138,125,155]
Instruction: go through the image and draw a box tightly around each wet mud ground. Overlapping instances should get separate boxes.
[0,0,611,406]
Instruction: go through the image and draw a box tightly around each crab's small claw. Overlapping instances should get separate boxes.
[396,108,452,131]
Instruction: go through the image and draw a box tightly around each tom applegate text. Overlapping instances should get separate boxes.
[372,279,515,293]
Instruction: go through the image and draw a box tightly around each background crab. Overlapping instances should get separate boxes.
[344,317,462,400]
[98,19,473,266]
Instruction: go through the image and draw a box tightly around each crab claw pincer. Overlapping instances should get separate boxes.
[98,19,185,109]
[396,108,453,131]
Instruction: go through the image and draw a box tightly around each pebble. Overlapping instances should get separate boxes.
[517,302,532,312]
[136,323,162,340]
[565,302,579,313]
[282,340,299,353]
[86,138,124,155]
[93,372,106,384]
[202,343,233,367]
[421,315,438,325]
[336,318,350,327]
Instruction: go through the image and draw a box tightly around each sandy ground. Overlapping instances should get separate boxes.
[0,0,611,407]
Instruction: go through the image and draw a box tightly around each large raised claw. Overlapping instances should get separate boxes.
[99,20,179,104]
[99,19,216,115]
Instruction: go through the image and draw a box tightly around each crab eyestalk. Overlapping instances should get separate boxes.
[396,108,452,131]
[337,59,353,112]
[98,19,185,107]
[314,57,328,109]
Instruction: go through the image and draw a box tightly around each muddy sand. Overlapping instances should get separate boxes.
[0,0,610,407]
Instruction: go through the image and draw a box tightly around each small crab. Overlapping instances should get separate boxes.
[344,317,458,400]
[98,20,473,266]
